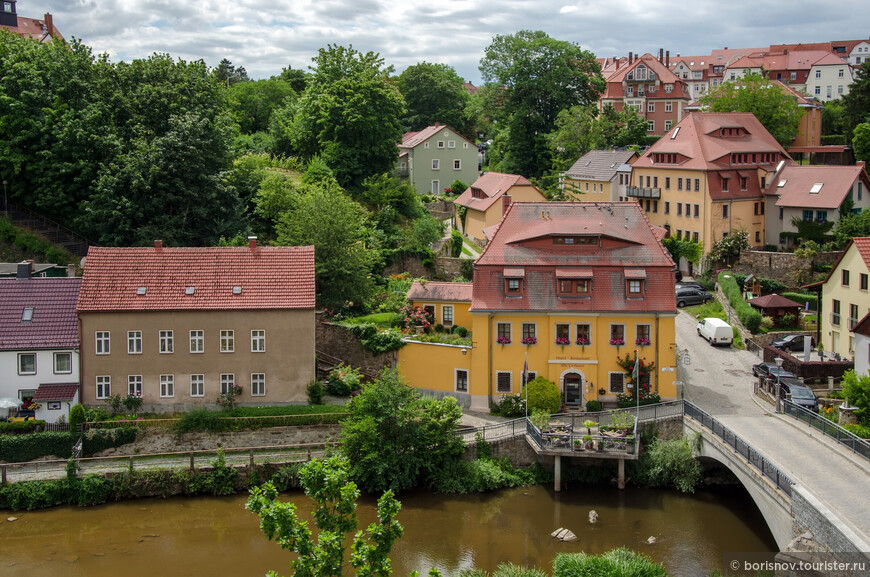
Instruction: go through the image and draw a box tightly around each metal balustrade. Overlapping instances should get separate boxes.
[782,400,870,462]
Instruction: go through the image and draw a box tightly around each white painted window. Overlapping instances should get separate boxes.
[251,330,266,353]
[442,305,454,326]
[190,330,204,353]
[159,374,174,398]
[128,375,142,396]
[453,159,461,170]
[190,374,205,397]
[665,102,672,113]
[432,159,440,170]
[665,120,672,131]
[95,331,110,355]
[18,353,36,375]
[96,375,111,399]
[220,373,235,395]
[220,330,234,353]
[54,352,72,374]
[127,331,142,354]
[647,120,655,132]
[437,140,445,148]
[431,180,439,195]
[448,140,456,148]
[251,373,266,396]
[159,330,174,353]
[647,102,655,112]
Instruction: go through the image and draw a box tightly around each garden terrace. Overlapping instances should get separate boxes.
[527,410,641,459]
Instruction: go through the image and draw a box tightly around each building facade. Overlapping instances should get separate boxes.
[815,238,870,360]
[397,124,479,195]
[563,149,637,203]
[76,241,315,411]
[453,172,547,243]
[407,281,473,330]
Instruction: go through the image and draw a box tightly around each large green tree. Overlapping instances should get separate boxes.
[397,62,470,134]
[227,78,296,134]
[547,104,647,170]
[277,45,405,188]
[700,73,801,146]
[213,58,248,86]
[479,31,605,177]
[853,122,870,162]
[841,60,870,142]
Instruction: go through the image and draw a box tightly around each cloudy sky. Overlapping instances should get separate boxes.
[30,0,870,82]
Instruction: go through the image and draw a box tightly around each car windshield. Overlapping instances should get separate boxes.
[790,388,815,399]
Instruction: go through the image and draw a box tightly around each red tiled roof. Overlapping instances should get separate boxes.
[852,310,870,337]
[818,238,870,288]
[471,202,676,313]
[1,14,63,42]
[77,245,315,312]
[453,172,541,212]
[398,124,473,149]
[32,383,79,402]
[766,165,867,209]
[407,281,472,303]
[0,278,81,350]
[748,294,802,309]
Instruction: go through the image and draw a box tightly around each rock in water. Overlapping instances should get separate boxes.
[647,536,656,545]
[550,529,562,538]
[7,517,18,522]
[561,530,577,542]
[588,510,599,524]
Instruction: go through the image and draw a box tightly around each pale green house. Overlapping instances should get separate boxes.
[397,124,479,195]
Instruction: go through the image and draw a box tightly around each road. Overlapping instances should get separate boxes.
[675,310,870,547]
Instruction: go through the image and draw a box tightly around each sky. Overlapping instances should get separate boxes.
[28,0,870,83]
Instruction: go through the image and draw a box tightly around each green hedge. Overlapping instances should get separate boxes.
[782,292,818,310]
[821,135,846,145]
[729,273,787,294]
[720,273,763,333]
[174,405,347,434]
[0,421,47,435]
[83,428,138,456]
[0,431,75,462]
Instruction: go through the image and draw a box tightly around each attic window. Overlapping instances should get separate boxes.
[136,286,147,295]
[22,307,34,322]
[778,180,787,188]
[810,183,823,194]
[185,286,195,295]
[671,127,680,139]
[233,286,242,294]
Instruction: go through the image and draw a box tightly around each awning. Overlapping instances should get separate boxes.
[624,269,647,279]
[504,268,525,278]
[555,268,594,279]
[31,383,79,402]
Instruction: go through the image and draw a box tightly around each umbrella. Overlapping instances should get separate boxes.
[0,397,22,410]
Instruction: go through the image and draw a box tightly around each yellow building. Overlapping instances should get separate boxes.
[563,149,637,202]
[454,173,547,244]
[811,238,870,359]
[629,112,790,270]
[398,202,678,412]
[407,281,473,330]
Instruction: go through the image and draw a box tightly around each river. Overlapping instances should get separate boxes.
[1,484,775,577]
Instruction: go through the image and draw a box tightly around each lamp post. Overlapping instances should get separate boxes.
[722,274,733,326]
[2,180,7,217]
[774,356,783,413]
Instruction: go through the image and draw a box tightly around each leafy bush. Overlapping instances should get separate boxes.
[585,400,602,412]
[344,323,406,354]
[740,308,763,334]
[783,292,818,310]
[522,377,561,413]
[843,423,870,439]
[69,404,86,428]
[761,316,775,330]
[430,456,538,493]
[451,229,463,258]
[189,449,238,496]
[0,420,47,435]
[779,313,797,328]
[307,379,324,405]
[83,428,137,456]
[77,474,112,506]
[0,431,74,462]
[0,478,73,510]
[553,548,668,577]
[841,370,870,424]
[493,394,526,418]
[327,363,363,396]
[85,406,111,422]
[452,325,468,337]
[634,437,703,493]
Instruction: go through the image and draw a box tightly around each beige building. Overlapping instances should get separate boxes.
[454,172,547,244]
[812,238,870,360]
[563,149,637,202]
[77,240,315,411]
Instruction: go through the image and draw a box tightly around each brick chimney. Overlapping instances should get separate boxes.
[67,264,76,277]
[502,194,512,217]
[17,261,32,279]
[248,236,257,249]
[858,161,866,171]
[666,50,670,67]
[659,48,663,63]
[615,57,620,70]
[629,52,633,64]
[154,240,163,251]
[43,13,54,38]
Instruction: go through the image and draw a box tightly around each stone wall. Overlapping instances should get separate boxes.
[791,485,870,555]
[732,250,841,286]
[315,319,398,377]
[435,256,466,280]
[424,200,455,221]
[751,331,816,348]
[382,253,467,281]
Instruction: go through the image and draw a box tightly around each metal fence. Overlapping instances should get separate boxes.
[684,401,793,497]
[83,412,348,431]
[782,400,870,462]
[458,418,526,444]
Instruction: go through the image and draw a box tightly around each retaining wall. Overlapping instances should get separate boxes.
[315,318,398,376]
[732,251,841,285]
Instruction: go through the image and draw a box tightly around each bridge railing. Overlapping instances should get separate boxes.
[457,418,526,445]
[781,400,870,462]
[684,401,793,497]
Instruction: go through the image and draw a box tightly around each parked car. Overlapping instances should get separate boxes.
[777,377,819,412]
[675,283,704,291]
[770,334,816,352]
[751,362,796,380]
[697,317,733,346]
[676,288,713,308]
[674,269,683,283]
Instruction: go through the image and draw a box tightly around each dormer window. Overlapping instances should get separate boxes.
[552,236,596,246]
[504,268,524,296]
[556,269,593,296]
[625,269,646,297]
[471,187,486,199]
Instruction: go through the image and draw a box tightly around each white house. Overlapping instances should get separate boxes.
[0,263,81,423]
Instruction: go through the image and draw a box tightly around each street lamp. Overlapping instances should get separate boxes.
[722,274,733,326]
[2,180,7,217]
[774,356,783,413]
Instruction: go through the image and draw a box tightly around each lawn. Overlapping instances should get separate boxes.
[342,312,400,328]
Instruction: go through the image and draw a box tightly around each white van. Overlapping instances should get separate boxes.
[697,317,733,346]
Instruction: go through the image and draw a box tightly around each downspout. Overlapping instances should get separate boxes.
[654,313,660,394]
[488,313,493,403]
[77,315,83,411]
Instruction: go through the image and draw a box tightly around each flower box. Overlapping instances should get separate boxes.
[555,337,570,345]
[635,338,651,346]
[576,338,590,346]
[496,336,512,345]
[521,336,537,345]
[609,338,625,346]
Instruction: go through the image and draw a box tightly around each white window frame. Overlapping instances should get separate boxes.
[608,372,626,395]
[442,305,454,326]
[190,374,205,397]
[220,330,234,353]
[251,373,266,397]
[453,159,461,170]
[220,373,235,395]
[127,330,142,354]
[432,159,440,170]
[18,352,37,375]
[437,140,445,149]
[455,369,469,392]
[647,102,655,112]
[190,330,204,353]
[96,375,111,399]
[159,330,174,354]
[448,140,456,148]
[495,371,512,393]
[53,352,72,374]
[251,329,266,353]
[128,375,143,396]
[647,120,655,132]
[664,120,672,131]
[431,180,439,195]
[95,331,110,355]
[159,374,174,398]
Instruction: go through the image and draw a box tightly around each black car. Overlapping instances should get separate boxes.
[771,334,816,352]
[674,269,683,283]
[676,287,713,308]
[778,377,819,412]
[751,362,796,380]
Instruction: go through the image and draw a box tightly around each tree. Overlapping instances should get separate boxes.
[277,45,405,188]
[521,377,561,413]
[397,62,470,134]
[840,370,870,424]
[214,58,249,86]
[227,78,296,134]
[479,31,605,177]
[246,456,404,577]
[833,210,870,249]
[401,214,443,253]
[276,179,380,310]
[780,216,834,246]
[662,237,703,268]
[709,230,749,263]
[274,66,309,93]
[841,61,870,142]
[700,73,802,146]
[853,123,870,162]
[340,369,464,493]
[547,104,647,170]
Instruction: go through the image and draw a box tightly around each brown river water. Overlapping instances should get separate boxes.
[1,484,775,577]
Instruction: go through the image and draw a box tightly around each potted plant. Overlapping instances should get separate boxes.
[582,419,598,434]
[576,337,589,350]
[597,439,605,452]
[573,439,584,452]
[583,435,594,450]
[556,336,570,347]
[635,337,650,347]
[530,409,550,433]
[522,336,537,346]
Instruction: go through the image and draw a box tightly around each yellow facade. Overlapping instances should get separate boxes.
[407,299,473,330]
[564,178,612,201]
[397,341,471,395]
[820,243,870,359]
[460,185,547,241]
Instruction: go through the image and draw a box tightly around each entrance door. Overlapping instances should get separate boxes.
[563,374,582,407]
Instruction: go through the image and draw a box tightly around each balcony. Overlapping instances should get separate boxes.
[626,186,661,199]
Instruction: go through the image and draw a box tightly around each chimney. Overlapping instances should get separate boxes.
[858,161,866,171]
[248,236,258,249]
[666,50,670,67]
[659,48,663,63]
[154,240,163,250]
[502,195,512,216]
[434,122,441,127]
[43,13,54,37]
[17,261,32,279]
[615,58,620,70]
[67,264,76,277]
[629,51,633,64]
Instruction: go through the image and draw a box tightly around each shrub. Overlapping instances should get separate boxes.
[452,325,468,337]
[175,409,223,434]
[83,428,137,456]
[459,259,473,280]
[307,379,324,405]
[434,323,445,333]
[779,313,797,328]
[0,420,46,435]
[69,404,86,428]
[783,292,818,310]
[494,394,526,418]
[585,400,602,412]
[522,377,561,413]
[451,229,463,258]
[739,308,763,334]
[843,423,870,439]
[84,406,111,422]
[326,363,363,396]
[344,322,406,354]
[635,437,703,493]
[0,431,75,462]
[761,316,775,330]
[77,474,112,506]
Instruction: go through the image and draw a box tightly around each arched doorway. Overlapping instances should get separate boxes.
[560,369,586,410]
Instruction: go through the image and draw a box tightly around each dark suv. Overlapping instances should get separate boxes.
[770,334,816,352]
[778,377,819,412]
[751,362,796,380]
[676,287,713,308]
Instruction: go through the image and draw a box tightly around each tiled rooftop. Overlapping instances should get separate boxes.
[407,281,472,302]
[0,277,81,350]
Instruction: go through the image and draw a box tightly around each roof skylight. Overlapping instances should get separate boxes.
[232,286,242,294]
[22,307,33,322]
[778,180,787,188]
[136,286,147,295]
[810,183,823,194]
[185,286,195,295]
[671,127,680,139]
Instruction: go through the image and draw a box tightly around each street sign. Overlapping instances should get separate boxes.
[683,354,691,366]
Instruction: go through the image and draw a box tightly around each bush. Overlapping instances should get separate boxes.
[307,379,324,405]
[634,437,703,493]
[69,404,86,428]
[843,423,870,439]
[822,134,846,145]
[761,316,775,330]
[344,323,406,354]
[452,325,468,337]
[326,363,363,396]
[522,377,561,413]
[460,259,473,280]
[553,548,668,577]
[434,323,445,333]
[83,428,137,456]
[451,230,463,258]
[77,474,112,506]
[585,400,602,412]
[779,313,797,328]
[493,394,526,418]
[739,308,763,333]
[0,420,46,435]
[783,292,818,310]
[0,431,74,462]
[430,456,538,493]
